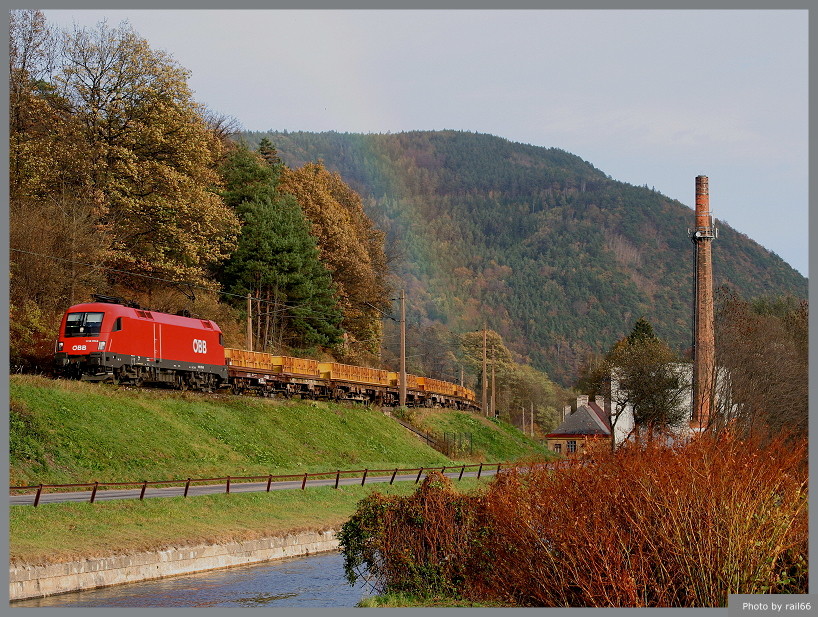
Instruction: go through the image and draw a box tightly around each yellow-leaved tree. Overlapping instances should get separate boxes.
[279,162,390,362]
[55,20,239,296]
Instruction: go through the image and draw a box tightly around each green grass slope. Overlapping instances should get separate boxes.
[414,408,550,462]
[9,375,547,487]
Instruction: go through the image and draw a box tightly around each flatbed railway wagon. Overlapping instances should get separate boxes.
[224,348,324,398]
[319,362,392,404]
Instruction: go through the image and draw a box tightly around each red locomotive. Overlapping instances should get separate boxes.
[54,295,479,410]
[54,295,227,390]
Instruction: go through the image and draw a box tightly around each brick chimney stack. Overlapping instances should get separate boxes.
[576,395,589,408]
[690,175,717,430]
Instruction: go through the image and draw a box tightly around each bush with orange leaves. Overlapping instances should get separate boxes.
[339,432,808,606]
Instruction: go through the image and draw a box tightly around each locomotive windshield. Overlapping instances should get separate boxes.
[64,312,105,337]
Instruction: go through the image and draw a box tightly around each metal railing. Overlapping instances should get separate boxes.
[9,461,508,507]
[388,417,473,456]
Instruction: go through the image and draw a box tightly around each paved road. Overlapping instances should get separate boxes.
[9,468,500,507]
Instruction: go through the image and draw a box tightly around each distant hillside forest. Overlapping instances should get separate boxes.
[243,130,807,385]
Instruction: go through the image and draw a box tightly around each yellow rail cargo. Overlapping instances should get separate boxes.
[224,348,272,370]
[225,348,319,377]
[319,362,390,386]
[418,377,458,397]
[387,372,420,390]
[272,355,320,377]
[455,385,476,401]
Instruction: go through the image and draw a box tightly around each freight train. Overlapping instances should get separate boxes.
[54,296,478,410]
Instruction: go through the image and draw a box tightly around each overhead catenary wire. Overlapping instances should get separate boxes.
[9,247,372,320]
[12,247,470,383]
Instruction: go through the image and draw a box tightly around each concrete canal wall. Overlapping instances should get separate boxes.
[10,529,339,601]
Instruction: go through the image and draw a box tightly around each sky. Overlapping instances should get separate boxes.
[40,9,810,277]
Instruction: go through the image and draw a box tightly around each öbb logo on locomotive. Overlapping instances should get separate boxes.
[54,295,478,410]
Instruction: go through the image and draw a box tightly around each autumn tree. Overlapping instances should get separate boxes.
[9,13,241,369]
[603,319,690,447]
[713,291,807,438]
[55,20,239,294]
[459,329,560,434]
[278,162,390,360]
[9,11,105,370]
[219,144,343,351]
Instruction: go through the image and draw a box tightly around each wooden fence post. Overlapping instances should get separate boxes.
[90,481,98,504]
[140,481,147,500]
[415,467,424,484]
[477,463,483,479]
[458,465,465,481]
[226,476,231,494]
[33,484,43,507]
[301,473,308,490]
[184,478,191,498]
[335,470,340,489]
[361,469,368,486]
[390,468,398,485]
[267,474,273,492]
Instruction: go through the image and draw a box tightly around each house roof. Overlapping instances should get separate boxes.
[547,404,611,438]
[588,401,611,430]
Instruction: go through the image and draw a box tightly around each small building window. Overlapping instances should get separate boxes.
[567,440,577,453]
[553,443,561,453]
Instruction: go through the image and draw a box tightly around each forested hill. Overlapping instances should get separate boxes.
[243,130,806,385]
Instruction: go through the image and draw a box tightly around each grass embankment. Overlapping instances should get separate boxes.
[414,408,548,462]
[10,375,549,487]
[9,375,546,565]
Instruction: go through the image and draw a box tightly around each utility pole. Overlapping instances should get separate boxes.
[491,346,496,418]
[246,293,253,352]
[530,401,534,437]
[399,289,407,407]
[481,326,488,416]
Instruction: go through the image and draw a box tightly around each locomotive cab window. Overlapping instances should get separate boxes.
[64,312,105,337]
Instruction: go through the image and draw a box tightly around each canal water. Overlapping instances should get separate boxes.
[12,551,371,608]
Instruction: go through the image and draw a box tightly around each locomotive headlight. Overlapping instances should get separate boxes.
[98,341,107,351]
[57,342,64,352]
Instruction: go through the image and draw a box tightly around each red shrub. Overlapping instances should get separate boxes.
[341,432,808,607]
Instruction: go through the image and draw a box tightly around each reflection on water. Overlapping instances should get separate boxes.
[13,551,369,608]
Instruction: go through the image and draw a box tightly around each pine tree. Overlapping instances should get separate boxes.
[219,145,342,350]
